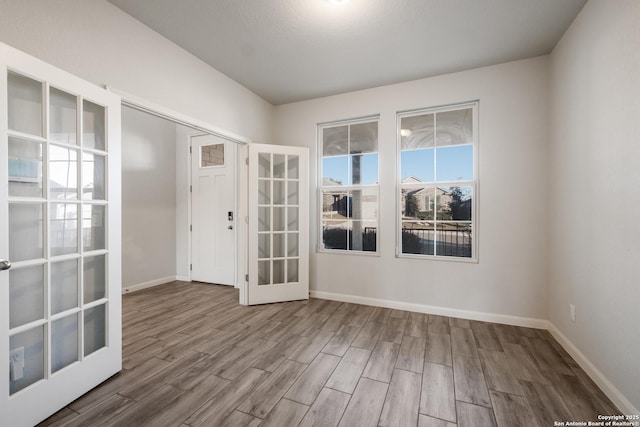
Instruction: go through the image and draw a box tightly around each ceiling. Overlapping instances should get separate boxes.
[108,0,586,106]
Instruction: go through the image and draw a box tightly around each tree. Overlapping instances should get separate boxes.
[406,193,419,217]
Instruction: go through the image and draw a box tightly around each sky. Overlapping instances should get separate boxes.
[322,144,473,185]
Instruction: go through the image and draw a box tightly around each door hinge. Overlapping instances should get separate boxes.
[245,157,249,165]
[190,146,192,154]
[190,224,192,232]
[190,264,193,271]
[190,185,192,193]
[244,216,249,224]
[245,274,249,282]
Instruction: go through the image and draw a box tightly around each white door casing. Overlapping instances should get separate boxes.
[0,43,122,426]
[247,143,309,305]
[190,134,237,286]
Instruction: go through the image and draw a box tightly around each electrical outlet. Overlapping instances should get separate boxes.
[569,304,576,322]
[10,347,25,381]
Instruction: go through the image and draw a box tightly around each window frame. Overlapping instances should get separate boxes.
[396,101,479,262]
[317,115,380,256]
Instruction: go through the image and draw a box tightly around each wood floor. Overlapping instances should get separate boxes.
[39,281,619,427]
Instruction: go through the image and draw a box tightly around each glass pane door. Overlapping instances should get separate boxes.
[6,72,110,394]
[248,144,308,305]
[1,42,122,427]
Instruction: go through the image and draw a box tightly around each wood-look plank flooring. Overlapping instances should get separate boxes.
[39,281,620,427]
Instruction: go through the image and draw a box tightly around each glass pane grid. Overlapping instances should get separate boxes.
[8,74,111,393]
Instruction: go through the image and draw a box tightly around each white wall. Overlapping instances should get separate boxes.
[274,56,550,323]
[0,0,273,144]
[549,0,640,412]
[121,107,177,289]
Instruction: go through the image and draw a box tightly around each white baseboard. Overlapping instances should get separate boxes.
[122,276,178,294]
[309,290,548,329]
[175,275,191,282]
[548,323,639,416]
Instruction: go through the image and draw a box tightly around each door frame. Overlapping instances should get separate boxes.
[108,88,252,300]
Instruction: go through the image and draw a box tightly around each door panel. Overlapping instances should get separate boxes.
[0,42,122,427]
[247,144,308,305]
[191,134,236,285]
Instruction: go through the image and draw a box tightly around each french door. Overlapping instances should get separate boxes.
[246,144,309,305]
[0,43,122,426]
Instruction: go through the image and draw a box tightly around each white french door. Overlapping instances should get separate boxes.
[247,144,309,305]
[0,43,122,426]
[191,134,237,286]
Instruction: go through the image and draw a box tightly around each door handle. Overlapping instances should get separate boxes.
[228,225,233,230]
[0,259,11,271]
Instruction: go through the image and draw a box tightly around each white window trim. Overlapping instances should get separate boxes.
[396,101,479,262]
[317,115,380,256]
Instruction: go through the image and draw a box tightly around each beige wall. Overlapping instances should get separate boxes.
[274,56,551,322]
[549,0,640,412]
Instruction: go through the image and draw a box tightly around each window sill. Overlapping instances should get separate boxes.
[396,253,478,264]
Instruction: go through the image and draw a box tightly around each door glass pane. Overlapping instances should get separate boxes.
[273,181,285,205]
[273,207,285,232]
[258,207,270,232]
[258,180,270,204]
[287,233,299,257]
[84,254,106,303]
[82,204,106,251]
[287,155,299,179]
[83,100,106,151]
[273,233,285,258]
[9,203,44,261]
[8,137,44,198]
[273,260,284,284]
[273,154,285,179]
[258,260,270,286]
[84,304,106,356]
[50,203,78,256]
[287,259,299,283]
[8,71,43,137]
[51,314,78,373]
[10,326,45,395]
[200,143,224,167]
[49,87,77,145]
[436,108,472,147]
[287,181,298,205]
[258,153,271,178]
[82,152,106,200]
[9,265,44,328]
[258,234,270,259]
[51,259,79,314]
[287,207,298,231]
[50,145,78,200]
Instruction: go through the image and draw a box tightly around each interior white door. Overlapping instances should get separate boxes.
[191,134,237,286]
[0,43,122,426]
[247,143,308,305]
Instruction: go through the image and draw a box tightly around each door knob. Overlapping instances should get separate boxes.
[0,259,11,271]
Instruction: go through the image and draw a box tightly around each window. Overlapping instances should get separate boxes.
[398,102,477,259]
[319,118,379,253]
